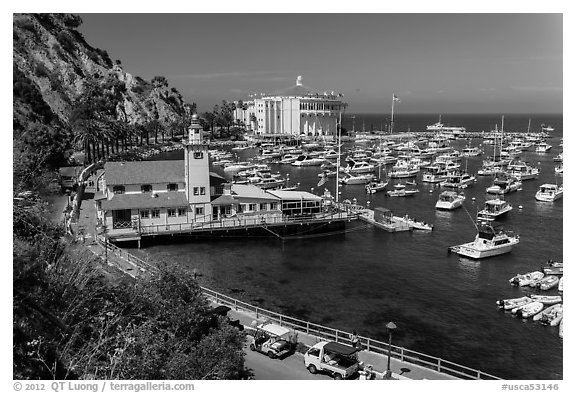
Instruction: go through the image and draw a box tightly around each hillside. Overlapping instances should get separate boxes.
[13,13,195,190]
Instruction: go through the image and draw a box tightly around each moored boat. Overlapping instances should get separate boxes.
[509,271,544,287]
[497,296,532,311]
[476,198,513,221]
[365,180,388,194]
[387,183,419,197]
[535,183,563,202]
[529,295,562,307]
[486,173,522,195]
[340,173,374,185]
[435,191,465,210]
[449,223,519,259]
[536,275,560,291]
[541,266,563,276]
[512,301,543,318]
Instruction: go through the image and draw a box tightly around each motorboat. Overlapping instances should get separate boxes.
[343,159,375,175]
[507,161,540,180]
[422,165,448,183]
[435,191,465,210]
[536,275,560,291]
[449,223,519,259]
[321,149,340,159]
[477,165,503,176]
[553,152,563,162]
[535,183,563,202]
[393,214,433,231]
[365,180,388,194]
[541,124,555,132]
[254,177,285,190]
[529,295,562,307]
[554,164,563,174]
[534,142,552,152]
[513,301,544,318]
[558,277,563,294]
[340,173,374,185]
[280,153,299,164]
[462,145,483,157]
[476,198,513,221]
[387,184,419,197]
[388,166,419,179]
[486,173,522,195]
[534,304,563,325]
[223,161,253,174]
[292,154,325,167]
[509,271,545,287]
[440,170,476,189]
[496,296,532,311]
[541,266,563,276]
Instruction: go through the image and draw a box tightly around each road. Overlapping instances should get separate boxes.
[244,347,333,380]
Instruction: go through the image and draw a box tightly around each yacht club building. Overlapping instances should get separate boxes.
[95,114,333,244]
[234,76,347,137]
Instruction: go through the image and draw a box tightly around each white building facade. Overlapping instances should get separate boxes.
[234,76,347,137]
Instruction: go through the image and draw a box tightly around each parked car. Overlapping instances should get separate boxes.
[209,305,244,331]
[247,322,294,359]
[304,341,360,379]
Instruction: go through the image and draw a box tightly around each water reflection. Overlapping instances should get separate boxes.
[456,256,481,281]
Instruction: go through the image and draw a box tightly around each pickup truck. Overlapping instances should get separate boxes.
[304,341,360,379]
[247,322,293,359]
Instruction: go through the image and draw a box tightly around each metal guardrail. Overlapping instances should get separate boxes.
[97,240,501,380]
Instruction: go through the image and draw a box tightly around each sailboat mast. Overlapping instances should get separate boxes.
[390,94,395,134]
[336,111,341,203]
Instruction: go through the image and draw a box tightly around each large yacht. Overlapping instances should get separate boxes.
[435,191,465,210]
[535,183,563,202]
[449,223,520,259]
[476,198,513,221]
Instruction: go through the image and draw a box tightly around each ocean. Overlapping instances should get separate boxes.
[136,113,563,380]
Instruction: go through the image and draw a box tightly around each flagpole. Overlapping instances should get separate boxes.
[336,111,341,203]
[390,94,395,134]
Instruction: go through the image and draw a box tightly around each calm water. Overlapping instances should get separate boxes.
[138,114,563,380]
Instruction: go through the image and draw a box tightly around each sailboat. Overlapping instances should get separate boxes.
[366,163,388,193]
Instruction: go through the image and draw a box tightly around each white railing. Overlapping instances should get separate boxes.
[98,240,501,380]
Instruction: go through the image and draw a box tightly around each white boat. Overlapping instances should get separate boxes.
[440,171,476,189]
[321,149,340,159]
[496,296,532,311]
[559,319,563,338]
[365,180,388,194]
[535,183,563,202]
[344,159,375,175]
[279,153,299,164]
[534,142,552,152]
[536,275,560,291]
[541,125,555,132]
[449,223,519,259]
[388,166,419,179]
[476,198,513,221]
[507,161,540,180]
[477,166,502,176]
[387,184,419,197]
[426,116,467,138]
[340,173,374,185]
[486,173,522,195]
[509,271,544,287]
[435,191,465,210]
[393,214,433,231]
[513,301,544,318]
[292,155,325,167]
[529,295,562,307]
[462,145,483,157]
[422,165,448,183]
[553,152,563,162]
[558,277,563,294]
[223,162,252,174]
[534,303,562,323]
[554,164,563,174]
[254,177,285,190]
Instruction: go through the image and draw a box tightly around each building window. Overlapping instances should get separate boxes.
[194,151,204,159]
[178,208,186,216]
[112,185,125,194]
[168,209,177,217]
[140,210,150,218]
[151,209,160,218]
[260,203,267,211]
[200,187,206,195]
[168,183,178,192]
[193,187,199,196]
[271,202,278,210]
[141,184,152,193]
[248,203,256,211]
[225,206,231,215]
[195,207,204,215]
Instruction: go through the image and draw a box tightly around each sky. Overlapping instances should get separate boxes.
[77,13,563,114]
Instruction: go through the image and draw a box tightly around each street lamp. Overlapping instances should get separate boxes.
[385,321,397,378]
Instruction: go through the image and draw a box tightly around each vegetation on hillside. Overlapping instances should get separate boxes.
[13,204,249,379]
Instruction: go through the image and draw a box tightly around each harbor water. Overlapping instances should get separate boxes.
[138,113,563,380]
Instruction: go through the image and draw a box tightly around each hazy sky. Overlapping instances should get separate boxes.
[78,13,563,114]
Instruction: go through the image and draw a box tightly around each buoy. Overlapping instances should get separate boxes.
[519,205,523,209]
[429,190,433,193]
[472,197,476,201]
